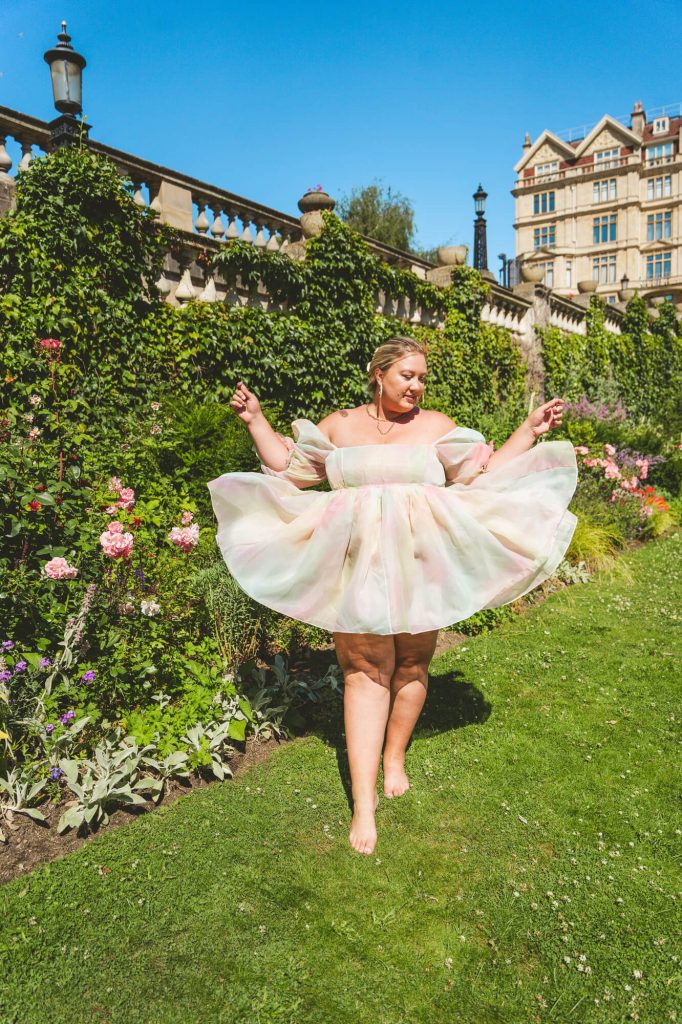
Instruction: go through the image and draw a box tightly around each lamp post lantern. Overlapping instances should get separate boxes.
[473,183,489,273]
[43,21,90,148]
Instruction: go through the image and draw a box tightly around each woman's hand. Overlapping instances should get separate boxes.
[230,381,262,425]
[526,397,566,438]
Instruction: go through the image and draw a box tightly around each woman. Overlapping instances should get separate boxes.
[207,336,578,856]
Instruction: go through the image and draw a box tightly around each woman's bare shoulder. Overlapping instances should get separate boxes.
[315,408,362,442]
[427,411,458,432]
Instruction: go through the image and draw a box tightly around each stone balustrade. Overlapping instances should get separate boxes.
[0,102,629,394]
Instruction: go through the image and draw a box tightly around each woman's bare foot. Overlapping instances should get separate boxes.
[349,792,380,855]
[383,755,410,797]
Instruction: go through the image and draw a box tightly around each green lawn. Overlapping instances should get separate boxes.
[1,532,680,1024]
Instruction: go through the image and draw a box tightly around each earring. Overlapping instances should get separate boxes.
[379,380,383,397]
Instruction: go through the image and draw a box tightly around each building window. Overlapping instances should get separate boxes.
[593,214,617,244]
[535,161,559,178]
[565,259,572,288]
[543,262,554,287]
[593,178,617,202]
[646,142,674,163]
[593,255,617,284]
[594,148,620,169]
[533,224,556,248]
[607,295,616,304]
[653,116,669,135]
[646,253,671,280]
[533,191,555,214]
[646,211,672,240]
[647,174,672,199]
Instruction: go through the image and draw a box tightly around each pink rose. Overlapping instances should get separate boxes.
[108,476,123,494]
[167,523,200,553]
[181,510,194,526]
[43,556,79,580]
[604,460,621,480]
[573,445,590,455]
[603,443,616,456]
[100,523,134,559]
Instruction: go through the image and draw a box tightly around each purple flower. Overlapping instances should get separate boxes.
[58,710,75,725]
[0,670,11,684]
[13,660,28,673]
[39,657,52,669]
[1,641,14,651]
[45,723,55,734]
[49,766,63,780]
[81,669,96,682]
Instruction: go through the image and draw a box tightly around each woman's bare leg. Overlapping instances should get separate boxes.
[333,631,395,855]
[382,630,438,797]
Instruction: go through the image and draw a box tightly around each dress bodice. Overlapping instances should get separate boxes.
[325,444,446,489]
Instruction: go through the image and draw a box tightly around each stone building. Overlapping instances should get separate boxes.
[513,101,682,305]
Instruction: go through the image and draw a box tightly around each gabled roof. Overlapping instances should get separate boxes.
[572,115,641,157]
[514,131,577,173]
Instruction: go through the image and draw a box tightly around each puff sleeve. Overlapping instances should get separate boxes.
[434,426,495,486]
[258,418,335,488]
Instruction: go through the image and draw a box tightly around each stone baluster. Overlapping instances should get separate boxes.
[265,224,280,251]
[174,249,197,304]
[132,180,146,207]
[239,214,254,244]
[148,179,162,219]
[0,136,13,178]
[194,199,210,235]
[18,140,33,172]
[209,206,225,240]
[253,221,267,249]
[224,208,239,240]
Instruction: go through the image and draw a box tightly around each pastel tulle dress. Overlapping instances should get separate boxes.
[207,419,579,636]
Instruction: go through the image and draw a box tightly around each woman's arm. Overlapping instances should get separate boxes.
[230,381,290,471]
[486,397,566,472]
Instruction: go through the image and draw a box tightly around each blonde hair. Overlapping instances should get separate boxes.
[367,336,428,395]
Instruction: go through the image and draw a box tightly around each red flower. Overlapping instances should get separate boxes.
[35,484,46,492]
[28,500,42,511]
[39,338,62,350]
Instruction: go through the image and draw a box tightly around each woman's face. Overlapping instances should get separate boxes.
[377,353,428,413]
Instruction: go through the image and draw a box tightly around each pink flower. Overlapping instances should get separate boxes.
[603,443,616,456]
[104,506,119,515]
[99,522,134,559]
[43,556,79,580]
[181,510,194,526]
[29,394,42,406]
[583,458,598,467]
[108,476,123,494]
[150,401,161,411]
[603,460,622,480]
[168,522,200,553]
[573,445,590,455]
[27,426,41,440]
[635,458,649,479]
[116,487,135,510]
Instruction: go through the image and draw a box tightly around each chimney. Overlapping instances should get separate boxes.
[522,132,532,153]
[630,100,646,138]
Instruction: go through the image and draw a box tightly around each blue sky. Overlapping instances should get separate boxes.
[1,0,680,273]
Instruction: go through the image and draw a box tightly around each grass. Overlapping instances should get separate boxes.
[1,531,680,1024]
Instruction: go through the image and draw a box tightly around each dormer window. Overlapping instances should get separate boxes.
[653,116,669,135]
[535,161,559,178]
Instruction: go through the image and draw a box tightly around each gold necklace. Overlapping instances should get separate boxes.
[365,402,406,435]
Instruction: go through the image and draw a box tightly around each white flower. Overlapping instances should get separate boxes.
[140,599,161,617]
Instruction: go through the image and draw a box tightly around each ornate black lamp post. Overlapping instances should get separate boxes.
[473,184,489,273]
[498,252,509,288]
[43,22,90,148]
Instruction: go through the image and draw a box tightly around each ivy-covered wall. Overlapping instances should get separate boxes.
[537,295,682,430]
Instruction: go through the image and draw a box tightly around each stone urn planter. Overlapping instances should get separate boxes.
[520,263,545,284]
[577,279,598,294]
[436,245,468,267]
[297,190,336,214]
[619,288,635,302]
[298,190,336,239]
